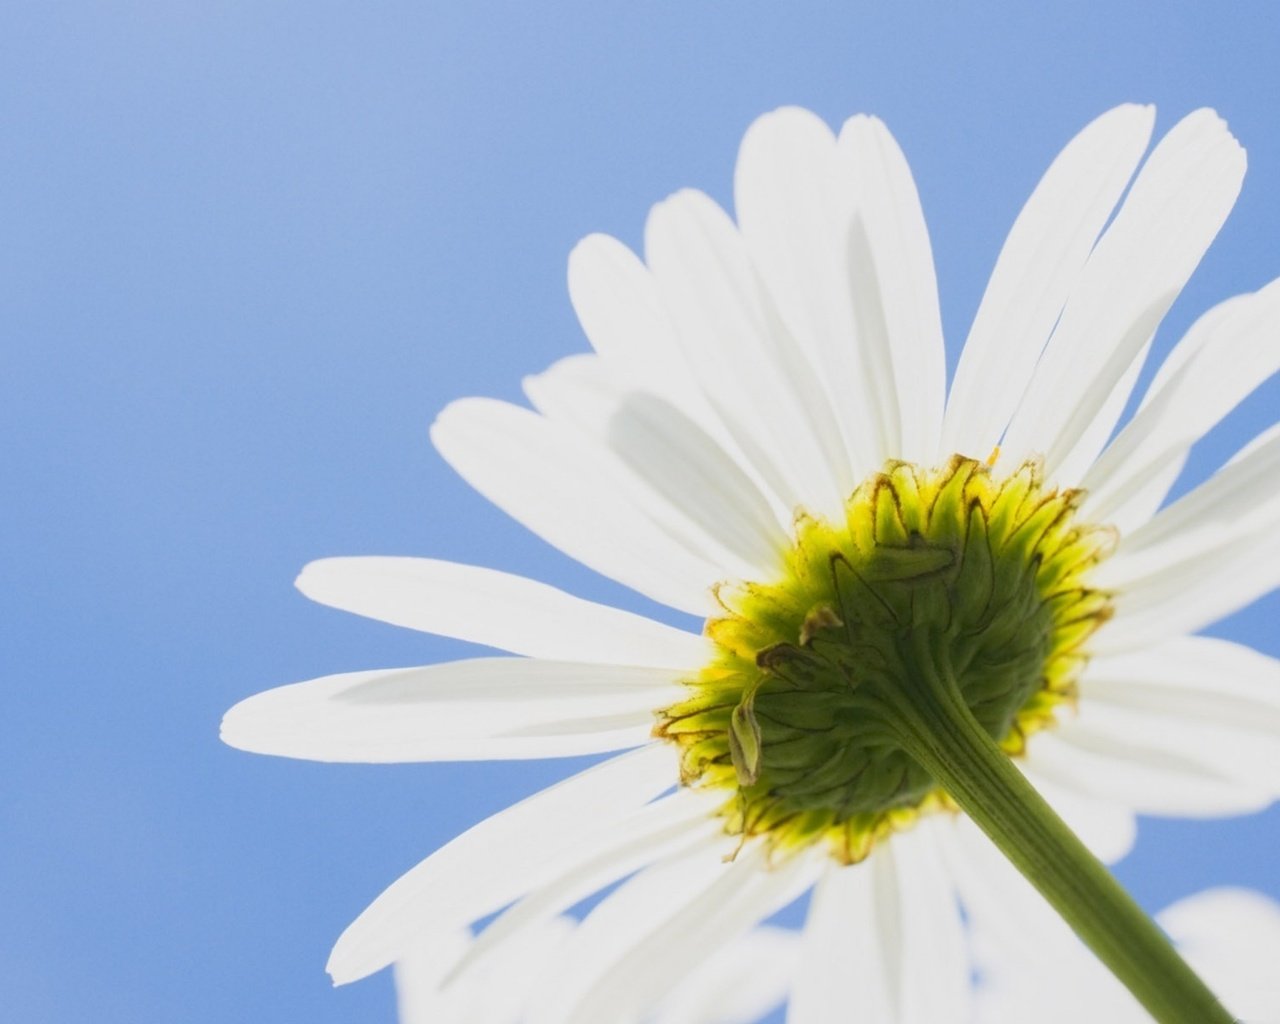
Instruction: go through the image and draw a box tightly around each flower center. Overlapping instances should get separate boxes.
[656,455,1116,863]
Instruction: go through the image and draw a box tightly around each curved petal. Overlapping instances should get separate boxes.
[1075,636,1280,793]
[1018,728,1270,817]
[1082,280,1280,531]
[790,823,969,1024]
[446,789,722,986]
[431,397,725,615]
[326,743,676,984]
[645,188,849,520]
[533,844,816,1024]
[836,115,946,466]
[1096,423,1280,647]
[567,233,711,422]
[944,104,1156,461]
[1158,888,1280,1024]
[606,392,790,573]
[654,925,800,1024]
[1002,109,1246,481]
[220,658,684,763]
[296,557,709,669]
[734,106,874,482]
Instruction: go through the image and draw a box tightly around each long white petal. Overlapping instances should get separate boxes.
[1002,109,1246,479]
[606,392,790,573]
[1074,637,1280,792]
[326,743,676,984]
[1096,425,1280,646]
[296,557,709,669]
[790,823,969,1024]
[836,115,946,466]
[221,659,682,762]
[447,789,722,985]
[1083,281,1280,530]
[944,104,1156,460]
[654,925,800,1024]
[567,233,711,421]
[536,844,816,1024]
[431,397,724,615]
[1159,888,1280,1023]
[1019,728,1270,817]
[645,188,849,519]
[734,106,875,482]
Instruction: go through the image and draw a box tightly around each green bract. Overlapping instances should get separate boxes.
[658,455,1116,862]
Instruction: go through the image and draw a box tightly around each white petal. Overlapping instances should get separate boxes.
[1096,425,1280,646]
[524,354,792,574]
[1075,637,1280,793]
[1019,726,1270,817]
[447,789,722,986]
[393,931,472,1024]
[567,233,710,420]
[836,115,946,466]
[326,743,676,984]
[654,925,800,1024]
[221,659,682,763]
[734,106,876,481]
[606,392,789,574]
[536,843,816,1024]
[1158,888,1280,1022]
[1002,109,1246,479]
[644,189,849,519]
[431,397,724,615]
[296,557,709,670]
[944,104,1156,461]
[790,823,969,1024]
[1083,281,1280,530]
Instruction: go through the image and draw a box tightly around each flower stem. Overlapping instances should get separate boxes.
[882,633,1232,1024]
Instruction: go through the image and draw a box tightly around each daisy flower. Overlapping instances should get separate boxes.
[223,104,1280,1023]
[395,917,798,1024]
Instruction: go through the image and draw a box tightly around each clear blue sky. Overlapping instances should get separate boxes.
[3,3,1278,1021]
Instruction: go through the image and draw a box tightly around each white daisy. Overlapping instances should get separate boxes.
[973,885,1280,1023]
[395,917,798,1024]
[223,104,1280,1023]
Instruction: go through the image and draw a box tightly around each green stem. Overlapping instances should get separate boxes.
[881,634,1232,1024]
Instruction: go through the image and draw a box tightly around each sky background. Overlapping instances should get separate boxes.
[3,2,1279,1021]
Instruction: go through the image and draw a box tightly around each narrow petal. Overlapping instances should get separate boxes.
[1082,282,1280,530]
[220,659,682,762]
[1074,637,1280,792]
[606,392,788,573]
[567,233,710,422]
[326,743,676,984]
[1002,109,1246,480]
[944,104,1156,460]
[1018,728,1270,817]
[431,397,725,615]
[1158,888,1280,1023]
[534,844,816,1024]
[446,789,722,986]
[836,115,946,466]
[790,823,969,1024]
[654,925,799,1024]
[523,355,792,569]
[644,189,849,519]
[296,557,709,669]
[734,107,876,481]
[1096,424,1280,646]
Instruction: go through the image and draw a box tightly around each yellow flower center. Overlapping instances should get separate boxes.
[656,455,1117,863]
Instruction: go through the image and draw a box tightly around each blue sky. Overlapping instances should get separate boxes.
[3,2,1278,1020]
